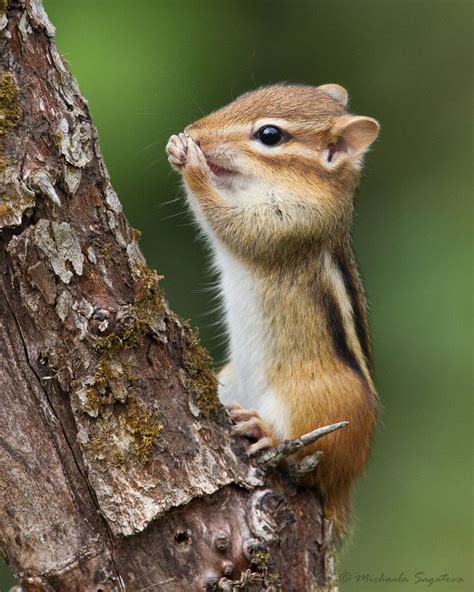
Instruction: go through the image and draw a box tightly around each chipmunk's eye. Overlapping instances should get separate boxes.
[255,126,283,146]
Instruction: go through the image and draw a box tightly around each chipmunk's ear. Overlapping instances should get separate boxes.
[318,83,349,107]
[323,115,380,166]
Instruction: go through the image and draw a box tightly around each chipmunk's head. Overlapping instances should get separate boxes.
[186,83,379,234]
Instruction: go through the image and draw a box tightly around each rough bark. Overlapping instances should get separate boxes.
[0,1,337,590]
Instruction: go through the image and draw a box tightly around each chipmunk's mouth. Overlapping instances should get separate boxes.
[206,157,235,177]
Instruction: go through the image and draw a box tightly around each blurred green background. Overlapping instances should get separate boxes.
[1,1,472,590]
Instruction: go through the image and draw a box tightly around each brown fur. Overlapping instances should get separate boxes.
[171,83,380,538]
[192,84,346,128]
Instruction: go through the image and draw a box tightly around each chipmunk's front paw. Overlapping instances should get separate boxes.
[184,136,211,185]
[166,133,210,174]
[167,133,211,193]
[226,402,275,455]
[166,132,188,169]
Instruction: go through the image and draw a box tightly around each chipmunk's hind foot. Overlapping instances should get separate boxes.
[226,402,275,455]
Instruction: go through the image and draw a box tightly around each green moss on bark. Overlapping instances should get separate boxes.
[82,358,138,417]
[180,319,220,416]
[0,202,14,219]
[131,227,142,242]
[0,73,20,137]
[80,260,164,417]
[85,398,162,467]
[0,155,9,172]
[0,74,20,205]
[251,549,273,571]
[96,263,164,353]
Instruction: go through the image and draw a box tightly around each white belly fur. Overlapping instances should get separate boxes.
[215,247,288,440]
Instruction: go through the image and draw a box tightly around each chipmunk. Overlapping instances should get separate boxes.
[166,83,379,537]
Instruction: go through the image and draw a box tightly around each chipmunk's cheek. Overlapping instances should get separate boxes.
[207,160,233,177]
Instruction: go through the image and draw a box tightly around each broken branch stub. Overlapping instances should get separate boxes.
[259,421,350,469]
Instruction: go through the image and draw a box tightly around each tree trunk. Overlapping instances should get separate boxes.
[0,1,337,590]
